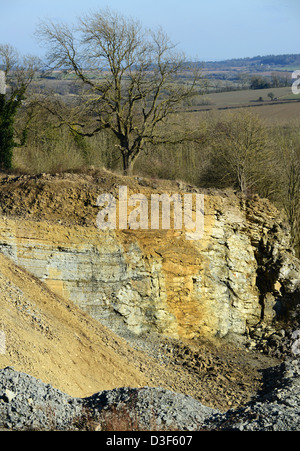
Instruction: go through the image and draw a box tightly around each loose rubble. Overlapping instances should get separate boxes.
[0,367,82,431]
[0,357,299,431]
[210,358,300,431]
[0,366,217,431]
[248,303,300,359]
[84,386,217,431]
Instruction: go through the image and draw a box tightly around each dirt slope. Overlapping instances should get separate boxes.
[0,251,151,398]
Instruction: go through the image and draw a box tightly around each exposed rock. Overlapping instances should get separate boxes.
[0,172,298,344]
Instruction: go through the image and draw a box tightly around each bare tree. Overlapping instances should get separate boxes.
[273,128,300,255]
[36,8,201,174]
[209,110,272,193]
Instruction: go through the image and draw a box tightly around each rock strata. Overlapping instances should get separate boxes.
[0,173,298,344]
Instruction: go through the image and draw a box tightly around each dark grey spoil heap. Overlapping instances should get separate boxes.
[0,367,217,431]
[0,359,299,431]
[0,367,82,430]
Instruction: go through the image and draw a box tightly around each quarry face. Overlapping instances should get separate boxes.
[0,172,298,344]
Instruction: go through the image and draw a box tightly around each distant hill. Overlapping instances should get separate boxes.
[203,54,300,70]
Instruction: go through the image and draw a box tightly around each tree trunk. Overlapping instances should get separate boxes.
[122,152,129,174]
[122,151,137,176]
[122,152,134,176]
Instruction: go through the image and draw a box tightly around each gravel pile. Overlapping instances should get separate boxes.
[249,303,300,359]
[0,358,299,431]
[0,367,82,431]
[0,367,218,431]
[84,386,217,431]
[212,358,300,431]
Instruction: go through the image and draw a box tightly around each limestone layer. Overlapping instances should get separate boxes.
[0,173,298,341]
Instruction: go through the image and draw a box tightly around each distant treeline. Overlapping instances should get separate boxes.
[203,54,300,69]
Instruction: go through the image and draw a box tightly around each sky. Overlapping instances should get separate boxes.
[1,0,300,62]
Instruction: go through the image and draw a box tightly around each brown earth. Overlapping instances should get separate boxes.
[0,169,223,228]
[0,170,282,412]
